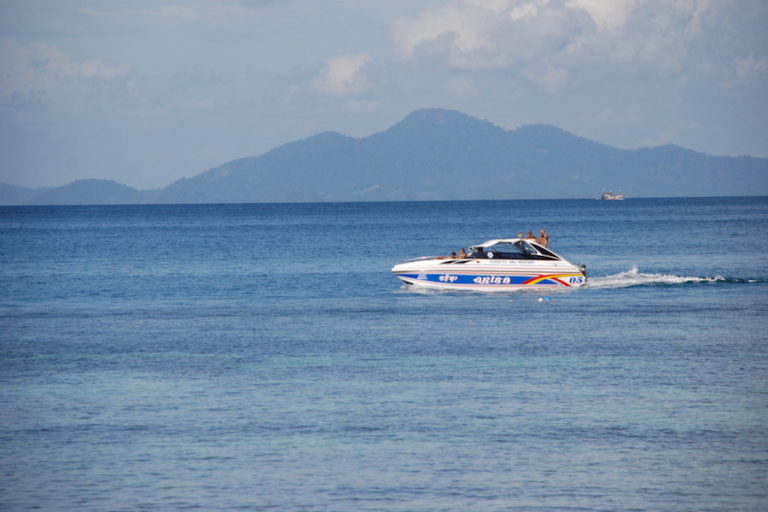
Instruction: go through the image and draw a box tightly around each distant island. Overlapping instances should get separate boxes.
[2,108,767,205]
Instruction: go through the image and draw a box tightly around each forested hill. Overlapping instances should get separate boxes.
[3,109,767,204]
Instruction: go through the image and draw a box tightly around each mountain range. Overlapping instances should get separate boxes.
[2,108,767,205]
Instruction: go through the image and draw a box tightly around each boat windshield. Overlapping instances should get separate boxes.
[469,241,558,260]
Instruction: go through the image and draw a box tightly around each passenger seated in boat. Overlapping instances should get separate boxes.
[537,229,549,247]
[458,248,466,258]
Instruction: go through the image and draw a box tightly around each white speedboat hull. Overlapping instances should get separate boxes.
[392,260,586,290]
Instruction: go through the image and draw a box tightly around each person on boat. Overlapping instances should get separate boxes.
[517,232,524,238]
[537,229,549,247]
[458,248,466,258]
[526,231,535,240]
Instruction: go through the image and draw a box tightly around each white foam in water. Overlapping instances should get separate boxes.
[587,265,726,289]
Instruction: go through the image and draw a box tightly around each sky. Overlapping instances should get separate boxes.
[1,0,766,190]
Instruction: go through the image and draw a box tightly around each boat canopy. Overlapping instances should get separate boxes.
[467,238,560,261]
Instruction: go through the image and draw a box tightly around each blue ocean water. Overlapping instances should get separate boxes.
[1,197,767,511]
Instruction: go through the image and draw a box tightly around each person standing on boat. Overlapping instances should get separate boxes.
[537,229,549,247]
[526,231,535,240]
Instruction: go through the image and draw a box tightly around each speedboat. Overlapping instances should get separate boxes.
[391,238,587,291]
[600,191,624,200]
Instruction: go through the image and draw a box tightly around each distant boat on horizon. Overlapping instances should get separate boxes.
[599,190,625,200]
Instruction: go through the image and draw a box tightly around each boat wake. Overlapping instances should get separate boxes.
[587,265,733,289]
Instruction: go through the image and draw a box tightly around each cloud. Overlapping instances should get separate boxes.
[392,0,603,85]
[80,1,278,30]
[392,1,746,76]
[392,1,512,70]
[81,60,131,80]
[523,60,571,92]
[79,4,204,26]
[239,0,280,8]
[0,43,131,108]
[566,0,638,31]
[736,54,768,79]
[313,54,373,97]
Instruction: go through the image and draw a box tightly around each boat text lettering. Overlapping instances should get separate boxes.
[473,276,512,285]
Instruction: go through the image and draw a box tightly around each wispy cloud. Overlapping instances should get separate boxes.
[0,43,132,108]
[314,54,373,97]
[79,0,283,28]
[567,0,638,32]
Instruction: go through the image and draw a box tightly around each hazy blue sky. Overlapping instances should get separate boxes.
[1,0,766,189]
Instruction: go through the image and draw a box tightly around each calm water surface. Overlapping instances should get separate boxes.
[1,197,767,511]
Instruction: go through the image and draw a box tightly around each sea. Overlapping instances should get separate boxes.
[1,196,767,512]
